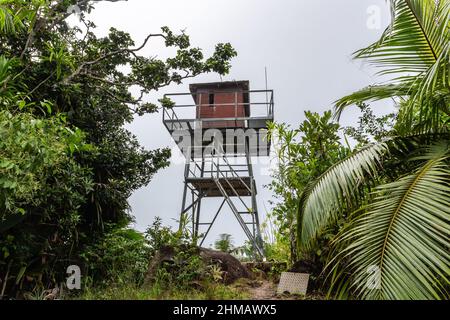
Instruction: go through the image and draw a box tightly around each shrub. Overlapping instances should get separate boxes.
[79,226,150,287]
[0,110,93,298]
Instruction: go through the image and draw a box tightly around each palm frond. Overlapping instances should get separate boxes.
[332,141,450,299]
[355,0,448,76]
[335,0,450,131]
[0,2,26,35]
[0,3,15,34]
[335,83,412,119]
[298,142,388,248]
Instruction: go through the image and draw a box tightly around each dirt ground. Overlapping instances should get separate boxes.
[244,279,322,300]
[247,280,278,300]
[233,279,297,300]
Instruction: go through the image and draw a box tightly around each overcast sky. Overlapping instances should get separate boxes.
[80,0,393,248]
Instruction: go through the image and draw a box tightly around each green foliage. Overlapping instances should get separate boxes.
[298,142,388,248]
[145,218,211,290]
[267,110,350,263]
[142,218,237,294]
[0,0,236,298]
[0,0,28,35]
[0,110,85,221]
[154,249,206,290]
[214,234,234,253]
[0,110,94,298]
[336,0,450,133]
[145,216,196,255]
[72,217,246,300]
[260,215,290,263]
[262,237,290,264]
[344,102,396,146]
[329,142,450,299]
[79,226,150,287]
[298,0,450,299]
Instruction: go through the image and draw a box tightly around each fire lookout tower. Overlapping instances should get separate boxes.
[162,81,274,257]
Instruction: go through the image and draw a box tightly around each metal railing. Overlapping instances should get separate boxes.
[185,156,250,180]
[162,89,274,131]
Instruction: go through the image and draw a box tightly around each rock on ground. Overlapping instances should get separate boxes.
[144,246,252,285]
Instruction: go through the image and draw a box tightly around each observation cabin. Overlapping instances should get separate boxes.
[163,80,274,157]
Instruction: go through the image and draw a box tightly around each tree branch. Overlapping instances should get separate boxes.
[59,33,166,86]
[27,71,56,97]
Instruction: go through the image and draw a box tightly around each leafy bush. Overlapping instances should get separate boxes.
[267,111,350,264]
[214,234,234,253]
[77,217,217,295]
[145,218,210,289]
[79,226,150,287]
[0,110,91,224]
[0,110,93,298]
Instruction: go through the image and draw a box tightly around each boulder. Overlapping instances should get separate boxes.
[144,246,252,285]
[199,248,252,284]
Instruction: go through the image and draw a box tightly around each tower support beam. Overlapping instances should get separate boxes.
[179,151,264,258]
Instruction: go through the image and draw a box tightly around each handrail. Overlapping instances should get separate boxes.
[165,89,273,95]
[165,102,271,108]
[164,115,272,122]
[162,89,274,123]
[211,144,252,194]
[213,178,264,257]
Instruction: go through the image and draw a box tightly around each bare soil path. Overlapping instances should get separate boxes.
[247,280,278,300]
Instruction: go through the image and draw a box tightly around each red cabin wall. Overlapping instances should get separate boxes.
[196,90,246,128]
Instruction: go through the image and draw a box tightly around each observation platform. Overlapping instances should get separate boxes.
[186,176,253,197]
[162,81,274,158]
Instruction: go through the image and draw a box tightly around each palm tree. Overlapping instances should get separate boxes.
[298,0,449,299]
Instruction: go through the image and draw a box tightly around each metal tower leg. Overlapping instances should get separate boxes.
[246,145,264,254]
[179,153,265,259]
[193,160,205,238]
[178,162,190,232]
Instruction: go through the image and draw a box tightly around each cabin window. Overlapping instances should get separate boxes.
[209,93,215,107]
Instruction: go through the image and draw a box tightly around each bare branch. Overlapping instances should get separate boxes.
[27,71,56,97]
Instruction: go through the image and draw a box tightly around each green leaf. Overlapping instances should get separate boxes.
[298,142,388,248]
[331,141,450,299]
[16,266,27,285]
[335,0,450,132]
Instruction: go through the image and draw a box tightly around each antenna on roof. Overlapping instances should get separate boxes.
[265,66,269,114]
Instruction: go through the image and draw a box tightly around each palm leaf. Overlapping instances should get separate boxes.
[355,0,448,76]
[332,141,450,299]
[0,2,26,35]
[0,3,15,34]
[335,0,450,131]
[298,142,388,248]
[335,83,413,118]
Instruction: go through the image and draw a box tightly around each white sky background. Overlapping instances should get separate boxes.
[75,0,393,248]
